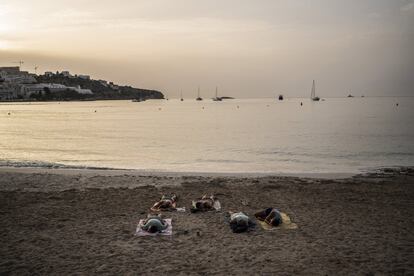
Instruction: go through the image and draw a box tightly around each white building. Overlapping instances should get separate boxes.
[68,85,93,95]
[61,71,71,77]
[18,83,93,98]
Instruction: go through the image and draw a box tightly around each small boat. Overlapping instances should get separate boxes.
[212,87,222,101]
[196,87,203,101]
[347,94,354,98]
[180,91,184,101]
[278,94,284,101]
[311,80,320,101]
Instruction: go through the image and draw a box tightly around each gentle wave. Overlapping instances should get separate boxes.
[0,160,119,170]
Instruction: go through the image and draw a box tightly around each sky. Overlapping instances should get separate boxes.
[0,0,413,98]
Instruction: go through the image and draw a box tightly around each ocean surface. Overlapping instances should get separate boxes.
[0,97,413,174]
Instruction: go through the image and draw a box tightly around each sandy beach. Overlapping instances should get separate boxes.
[0,167,413,275]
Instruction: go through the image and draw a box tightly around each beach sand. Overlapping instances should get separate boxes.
[0,167,413,275]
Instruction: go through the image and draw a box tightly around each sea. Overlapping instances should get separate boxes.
[0,97,413,175]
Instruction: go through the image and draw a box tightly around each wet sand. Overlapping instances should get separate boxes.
[0,167,413,275]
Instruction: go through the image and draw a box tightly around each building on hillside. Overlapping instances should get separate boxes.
[0,66,37,99]
[68,85,93,94]
[0,83,19,100]
[0,67,20,75]
[0,67,94,100]
[18,83,93,98]
[18,84,45,98]
[78,74,90,80]
[44,71,54,77]
[0,66,36,84]
[61,71,71,77]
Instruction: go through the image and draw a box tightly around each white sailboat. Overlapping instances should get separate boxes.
[311,80,320,101]
[196,86,203,101]
[212,86,222,101]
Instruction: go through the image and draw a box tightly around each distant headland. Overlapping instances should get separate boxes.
[0,67,164,101]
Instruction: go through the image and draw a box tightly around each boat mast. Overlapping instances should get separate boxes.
[311,80,316,99]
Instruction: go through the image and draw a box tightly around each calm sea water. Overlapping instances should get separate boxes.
[0,97,413,174]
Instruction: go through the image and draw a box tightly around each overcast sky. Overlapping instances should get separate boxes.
[0,0,413,98]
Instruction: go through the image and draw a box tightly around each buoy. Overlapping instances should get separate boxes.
[237,105,239,109]
[7,112,10,115]
[396,103,399,107]
[300,102,303,106]
[94,110,97,113]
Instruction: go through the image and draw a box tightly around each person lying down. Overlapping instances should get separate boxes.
[254,208,282,227]
[150,194,177,212]
[228,211,255,233]
[142,214,168,233]
[191,194,216,213]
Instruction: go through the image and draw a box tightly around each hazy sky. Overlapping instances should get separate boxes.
[0,0,413,98]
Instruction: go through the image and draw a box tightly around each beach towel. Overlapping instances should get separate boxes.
[135,218,172,236]
[213,200,221,211]
[258,212,297,230]
[191,199,221,212]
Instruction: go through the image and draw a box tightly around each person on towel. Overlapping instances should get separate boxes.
[254,208,282,227]
[191,194,216,212]
[150,194,177,211]
[228,211,255,233]
[142,214,168,233]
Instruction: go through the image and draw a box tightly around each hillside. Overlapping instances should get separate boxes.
[35,74,164,100]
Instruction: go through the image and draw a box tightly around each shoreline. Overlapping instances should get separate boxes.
[3,165,412,184]
[0,166,359,179]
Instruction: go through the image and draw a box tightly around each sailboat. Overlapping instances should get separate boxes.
[311,80,320,101]
[212,86,222,101]
[196,87,203,101]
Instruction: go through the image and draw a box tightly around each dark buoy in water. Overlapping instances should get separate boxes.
[94,110,97,113]
[237,105,239,109]
[300,102,303,106]
[8,112,10,115]
[396,103,399,107]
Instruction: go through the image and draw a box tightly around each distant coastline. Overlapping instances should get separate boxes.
[0,67,164,102]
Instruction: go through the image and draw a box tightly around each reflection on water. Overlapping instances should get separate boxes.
[0,97,413,173]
